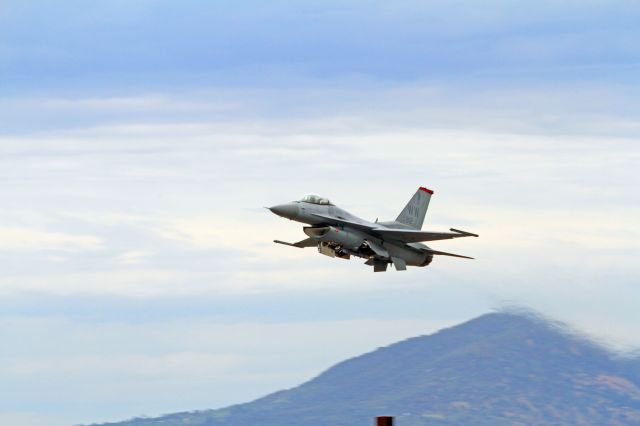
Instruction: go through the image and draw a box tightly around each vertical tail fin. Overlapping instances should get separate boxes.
[396,187,433,230]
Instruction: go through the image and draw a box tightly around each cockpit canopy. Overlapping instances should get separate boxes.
[299,194,333,205]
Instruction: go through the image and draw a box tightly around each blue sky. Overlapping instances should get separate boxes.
[1,1,639,425]
[3,0,640,92]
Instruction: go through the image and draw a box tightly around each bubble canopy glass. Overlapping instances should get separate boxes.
[299,194,333,205]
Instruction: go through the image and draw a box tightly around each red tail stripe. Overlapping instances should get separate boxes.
[419,186,434,194]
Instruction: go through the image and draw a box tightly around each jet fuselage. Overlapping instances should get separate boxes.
[269,189,477,272]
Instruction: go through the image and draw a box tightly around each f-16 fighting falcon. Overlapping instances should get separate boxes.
[268,187,478,272]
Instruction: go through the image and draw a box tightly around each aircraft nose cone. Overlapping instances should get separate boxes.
[269,203,298,219]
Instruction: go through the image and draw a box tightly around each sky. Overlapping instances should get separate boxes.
[1,1,639,425]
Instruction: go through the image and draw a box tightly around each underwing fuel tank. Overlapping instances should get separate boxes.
[303,226,364,249]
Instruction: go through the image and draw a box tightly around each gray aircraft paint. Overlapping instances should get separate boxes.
[396,187,432,229]
[269,188,477,272]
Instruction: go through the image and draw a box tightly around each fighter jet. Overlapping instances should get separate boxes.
[268,187,478,272]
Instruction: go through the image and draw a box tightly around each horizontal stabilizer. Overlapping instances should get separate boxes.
[426,249,474,259]
[274,238,317,248]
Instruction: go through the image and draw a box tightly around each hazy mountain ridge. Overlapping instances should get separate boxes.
[89,312,640,426]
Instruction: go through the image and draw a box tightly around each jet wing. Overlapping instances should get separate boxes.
[374,228,479,243]
[310,213,375,232]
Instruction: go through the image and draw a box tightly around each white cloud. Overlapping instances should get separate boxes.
[0,227,102,251]
[1,352,240,378]
[156,214,270,251]
[0,269,187,297]
[0,111,637,298]
[116,250,153,265]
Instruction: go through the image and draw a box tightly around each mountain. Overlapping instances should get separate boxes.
[90,312,640,425]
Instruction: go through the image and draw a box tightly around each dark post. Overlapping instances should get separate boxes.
[376,416,394,426]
